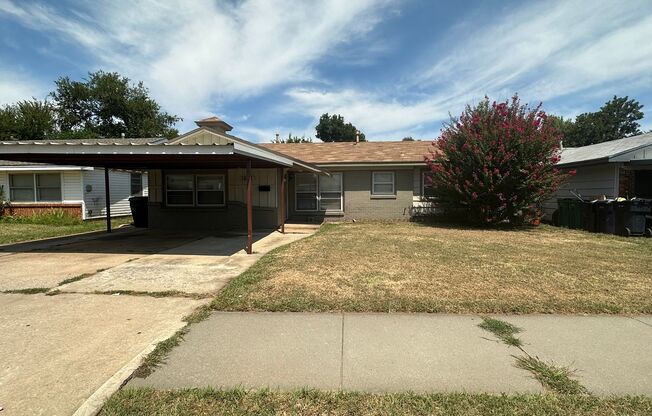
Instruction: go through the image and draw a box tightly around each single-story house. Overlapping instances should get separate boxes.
[543,132,652,220]
[0,117,436,253]
[0,160,148,219]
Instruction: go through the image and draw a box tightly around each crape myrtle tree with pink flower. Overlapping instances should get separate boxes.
[425,95,568,226]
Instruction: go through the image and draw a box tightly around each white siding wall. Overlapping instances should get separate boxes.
[82,169,147,218]
[0,171,7,199]
[543,163,619,220]
[147,169,162,202]
[62,171,83,202]
[228,168,277,208]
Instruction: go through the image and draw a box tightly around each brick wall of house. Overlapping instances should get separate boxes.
[342,169,414,220]
[286,169,415,221]
[1,203,83,219]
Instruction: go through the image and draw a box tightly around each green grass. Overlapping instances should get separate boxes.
[100,388,652,416]
[211,222,652,314]
[515,356,588,395]
[3,287,50,294]
[0,214,133,245]
[479,317,523,347]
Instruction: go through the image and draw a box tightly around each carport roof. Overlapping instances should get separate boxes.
[558,132,652,167]
[0,128,325,173]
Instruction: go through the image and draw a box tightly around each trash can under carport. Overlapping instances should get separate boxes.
[129,196,149,227]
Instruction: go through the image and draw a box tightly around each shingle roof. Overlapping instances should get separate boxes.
[260,141,439,164]
[559,133,652,165]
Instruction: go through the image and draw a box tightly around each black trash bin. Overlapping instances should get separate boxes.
[594,200,615,234]
[129,196,149,228]
[614,199,652,237]
[580,201,598,232]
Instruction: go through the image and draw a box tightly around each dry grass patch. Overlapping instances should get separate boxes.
[212,222,652,314]
[101,388,652,416]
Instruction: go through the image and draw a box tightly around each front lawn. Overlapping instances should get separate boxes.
[212,222,652,314]
[101,388,652,416]
[0,215,133,245]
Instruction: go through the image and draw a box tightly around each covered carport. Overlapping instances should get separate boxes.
[0,128,324,254]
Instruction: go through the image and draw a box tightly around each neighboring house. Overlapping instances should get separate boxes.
[543,133,652,220]
[0,160,148,220]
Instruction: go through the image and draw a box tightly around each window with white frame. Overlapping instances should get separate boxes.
[371,171,395,196]
[9,173,61,202]
[422,171,436,198]
[295,172,343,212]
[165,174,225,207]
[319,173,342,211]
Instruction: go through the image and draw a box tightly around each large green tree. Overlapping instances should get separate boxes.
[315,113,366,142]
[560,96,644,147]
[51,71,180,138]
[0,99,56,140]
[0,71,180,140]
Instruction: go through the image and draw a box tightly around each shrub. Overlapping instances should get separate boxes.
[425,95,567,225]
[0,209,83,226]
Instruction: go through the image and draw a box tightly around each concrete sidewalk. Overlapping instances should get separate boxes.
[129,312,652,396]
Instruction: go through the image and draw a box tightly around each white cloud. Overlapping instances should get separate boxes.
[283,0,652,139]
[0,0,396,126]
[0,68,48,105]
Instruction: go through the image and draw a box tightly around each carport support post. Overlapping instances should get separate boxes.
[246,161,253,254]
[279,167,286,234]
[104,168,111,233]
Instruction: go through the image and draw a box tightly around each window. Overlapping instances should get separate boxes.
[36,174,62,201]
[196,175,225,206]
[422,171,436,198]
[165,174,225,207]
[372,172,395,196]
[295,173,317,211]
[130,173,143,196]
[319,173,342,211]
[166,174,194,206]
[9,173,61,202]
[9,174,35,202]
[295,172,343,212]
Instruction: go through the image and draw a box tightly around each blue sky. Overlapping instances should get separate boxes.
[1,0,651,142]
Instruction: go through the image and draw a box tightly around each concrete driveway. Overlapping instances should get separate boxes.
[0,228,310,415]
[0,228,203,291]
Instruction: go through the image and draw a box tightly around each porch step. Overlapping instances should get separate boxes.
[282,223,321,234]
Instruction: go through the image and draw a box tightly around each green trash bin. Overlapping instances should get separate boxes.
[568,199,582,229]
[557,199,571,227]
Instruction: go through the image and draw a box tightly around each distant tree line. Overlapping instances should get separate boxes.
[552,96,645,147]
